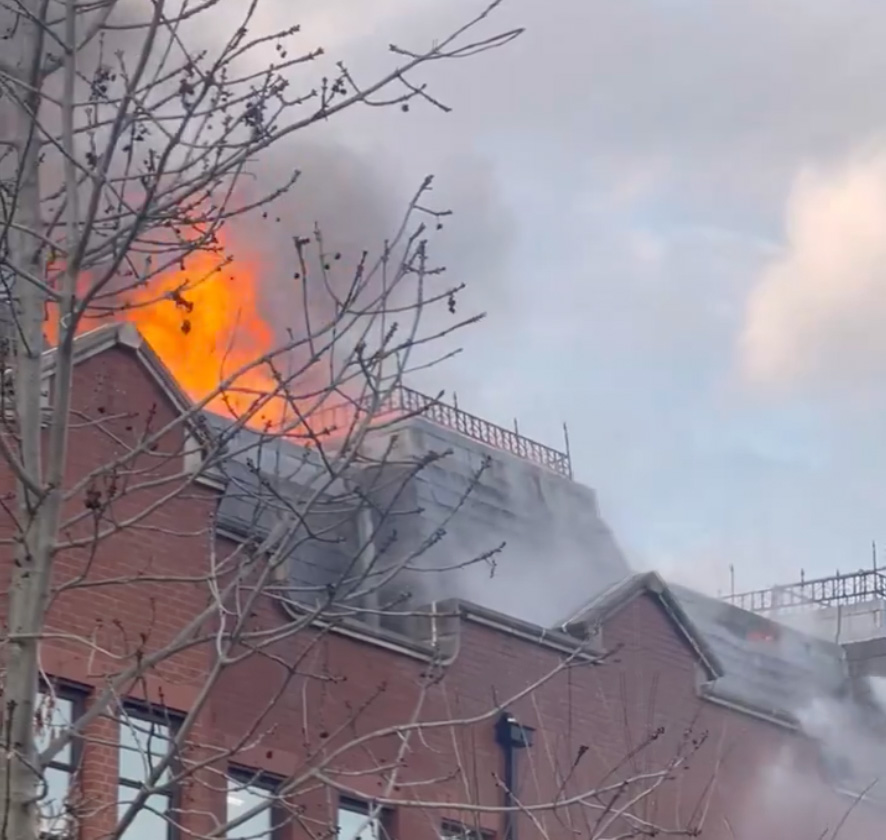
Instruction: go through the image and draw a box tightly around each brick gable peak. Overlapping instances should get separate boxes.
[558,570,724,679]
[43,322,193,417]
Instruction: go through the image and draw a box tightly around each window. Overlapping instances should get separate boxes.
[117,706,178,840]
[34,688,81,838]
[441,820,492,840]
[226,769,281,839]
[337,799,388,840]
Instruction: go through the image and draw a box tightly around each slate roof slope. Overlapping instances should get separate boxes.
[208,412,632,627]
[347,417,632,626]
[207,415,364,605]
[669,583,847,721]
[563,572,848,724]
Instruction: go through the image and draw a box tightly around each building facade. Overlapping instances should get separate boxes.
[2,326,884,840]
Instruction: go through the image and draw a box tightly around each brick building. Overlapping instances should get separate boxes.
[5,324,886,840]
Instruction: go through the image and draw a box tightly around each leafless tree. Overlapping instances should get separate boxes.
[0,2,714,840]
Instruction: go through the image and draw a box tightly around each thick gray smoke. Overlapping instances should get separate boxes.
[0,0,519,434]
[226,136,515,380]
[90,0,518,396]
[7,1,608,629]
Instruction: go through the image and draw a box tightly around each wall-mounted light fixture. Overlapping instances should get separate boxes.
[495,713,535,749]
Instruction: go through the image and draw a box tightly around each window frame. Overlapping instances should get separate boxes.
[440,819,494,840]
[337,796,391,840]
[116,702,182,840]
[35,680,87,840]
[225,766,287,840]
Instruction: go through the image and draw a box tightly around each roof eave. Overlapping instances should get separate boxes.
[559,571,724,680]
[42,323,202,438]
[698,681,800,730]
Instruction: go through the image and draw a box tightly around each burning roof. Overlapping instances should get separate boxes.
[50,322,631,629]
[44,229,340,435]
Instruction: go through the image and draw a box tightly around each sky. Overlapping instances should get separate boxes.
[237,0,886,595]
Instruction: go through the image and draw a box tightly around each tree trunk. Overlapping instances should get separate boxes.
[0,2,51,839]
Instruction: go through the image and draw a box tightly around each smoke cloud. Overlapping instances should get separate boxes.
[151,0,516,381]
[6,0,517,411]
[231,137,515,373]
[741,144,886,396]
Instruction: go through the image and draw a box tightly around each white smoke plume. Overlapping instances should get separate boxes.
[727,664,886,838]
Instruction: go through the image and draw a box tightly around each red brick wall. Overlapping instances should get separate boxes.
[0,344,882,840]
[601,593,882,839]
[210,590,884,840]
[0,345,219,839]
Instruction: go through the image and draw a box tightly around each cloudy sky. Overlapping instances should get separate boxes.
[255,0,886,594]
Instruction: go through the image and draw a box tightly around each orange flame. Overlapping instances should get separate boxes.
[47,234,358,437]
[124,248,293,425]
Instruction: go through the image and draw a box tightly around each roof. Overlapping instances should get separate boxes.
[560,571,724,679]
[207,413,634,627]
[321,416,632,626]
[670,582,847,722]
[51,326,631,626]
[207,416,364,605]
[43,322,193,417]
[562,571,848,725]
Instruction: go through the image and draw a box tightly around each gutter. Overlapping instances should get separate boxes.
[446,599,603,659]
[698,684,799,731]
[276,596,440,663]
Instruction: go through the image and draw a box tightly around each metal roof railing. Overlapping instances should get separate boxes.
[388,385,573,478]
[307,383,573,479]
[725,566,886,615]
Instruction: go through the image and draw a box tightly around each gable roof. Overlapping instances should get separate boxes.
[670,583,847,724]
[561,571,723,680]
[561,571,848,726]
[42,322,193,417]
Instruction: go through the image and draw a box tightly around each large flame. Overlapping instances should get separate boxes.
[47,234,358,437]
[123,248,288,426]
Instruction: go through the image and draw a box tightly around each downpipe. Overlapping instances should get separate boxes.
[495,713,534,840]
